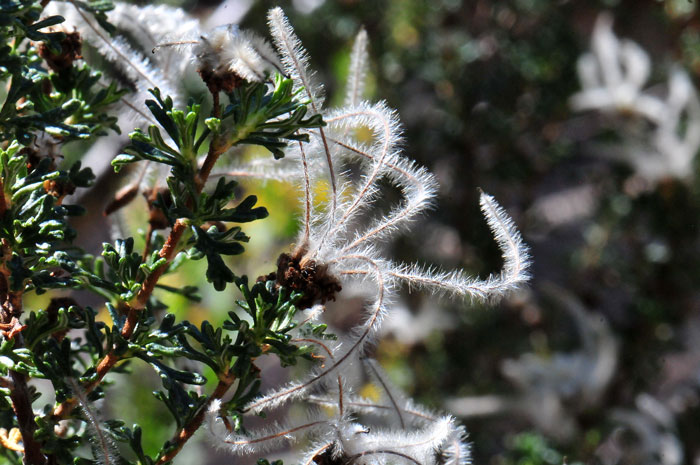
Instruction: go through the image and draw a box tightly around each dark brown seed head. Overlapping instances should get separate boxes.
[38,31,82,73]
[272,252,343,309]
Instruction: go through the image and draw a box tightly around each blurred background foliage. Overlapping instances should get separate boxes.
[62,0,700,463]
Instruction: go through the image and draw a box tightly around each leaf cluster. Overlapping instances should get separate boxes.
[0,0,123,144]
[0,1,333,463]
[112,79,322,291]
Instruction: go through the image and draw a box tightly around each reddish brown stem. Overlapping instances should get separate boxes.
[120,219,187,337]
[195,89,223,190]
[0,254,45,463]
[51,219,187,420]
[155,376,235,465]
[50,351,120,420]
[53,126,230,420]
[196,139,224,192]
[141,224,154,263]
[10,370,46,465]
[135,221,186,306]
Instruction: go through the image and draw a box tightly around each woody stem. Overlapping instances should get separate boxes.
[155,375,235,465]
[0,241,46,464]
[52,112,234,421]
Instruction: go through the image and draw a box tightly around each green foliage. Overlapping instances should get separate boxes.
[224,73,325,159]
[0,141,95,295]
[0,0,123,144]
[0,1,329,463]
[505,433,583,465]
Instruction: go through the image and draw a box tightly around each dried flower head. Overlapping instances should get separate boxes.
[195,25,281,90]
[151,24,282,95]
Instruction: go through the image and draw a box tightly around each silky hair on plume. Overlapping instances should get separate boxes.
[201,7,530,465]
[35,2,529,463]
[153,24,283,91]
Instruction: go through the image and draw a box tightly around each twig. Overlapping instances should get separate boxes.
[155,376,235,465]
[10,370,46,465]
[196,135,225,192]
[52,121,232,421]
[0,257,46,464]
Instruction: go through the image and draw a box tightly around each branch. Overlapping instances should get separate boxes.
[0,242,45,464]
[52,126,233,421]
[155,376,235,465]
[9,370,45,465]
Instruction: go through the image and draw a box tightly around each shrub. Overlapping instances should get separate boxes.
[0,1,529,464]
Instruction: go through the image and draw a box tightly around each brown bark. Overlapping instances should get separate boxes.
[0,245,46,464]
[9,370,46,465]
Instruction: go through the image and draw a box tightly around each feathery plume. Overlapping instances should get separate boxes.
[268,7,337,218]
[238,3,529,423]
[205,9,529,464]
[267,7,324,111]
[345,29,369,107]
[66,378,119,465]
[572,13,700,181]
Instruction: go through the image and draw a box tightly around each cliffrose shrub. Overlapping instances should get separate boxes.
[0,2,530,464]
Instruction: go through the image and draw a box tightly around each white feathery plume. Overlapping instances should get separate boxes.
[345,29,369,107]
[268,7,338,219]
[304,362,470,465]
[228,29,282,81]
[310,102,409,256]
[207,399,332,456]
[107,2,201,80]
[385,192,530,301]
[572,13,700,181]
[298,140,314,248]
[190,25,282,84]
[238,6,528,424]
[267,7,324,111]
[243,379,315,415]
[442,425,470,465]
[653,69,700,178]
[570,13,660,117]
[150,19,280,88]
[337,416,457,465]
[66,378,119,465]
[44,0,185,136]
[63,1,180,101]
